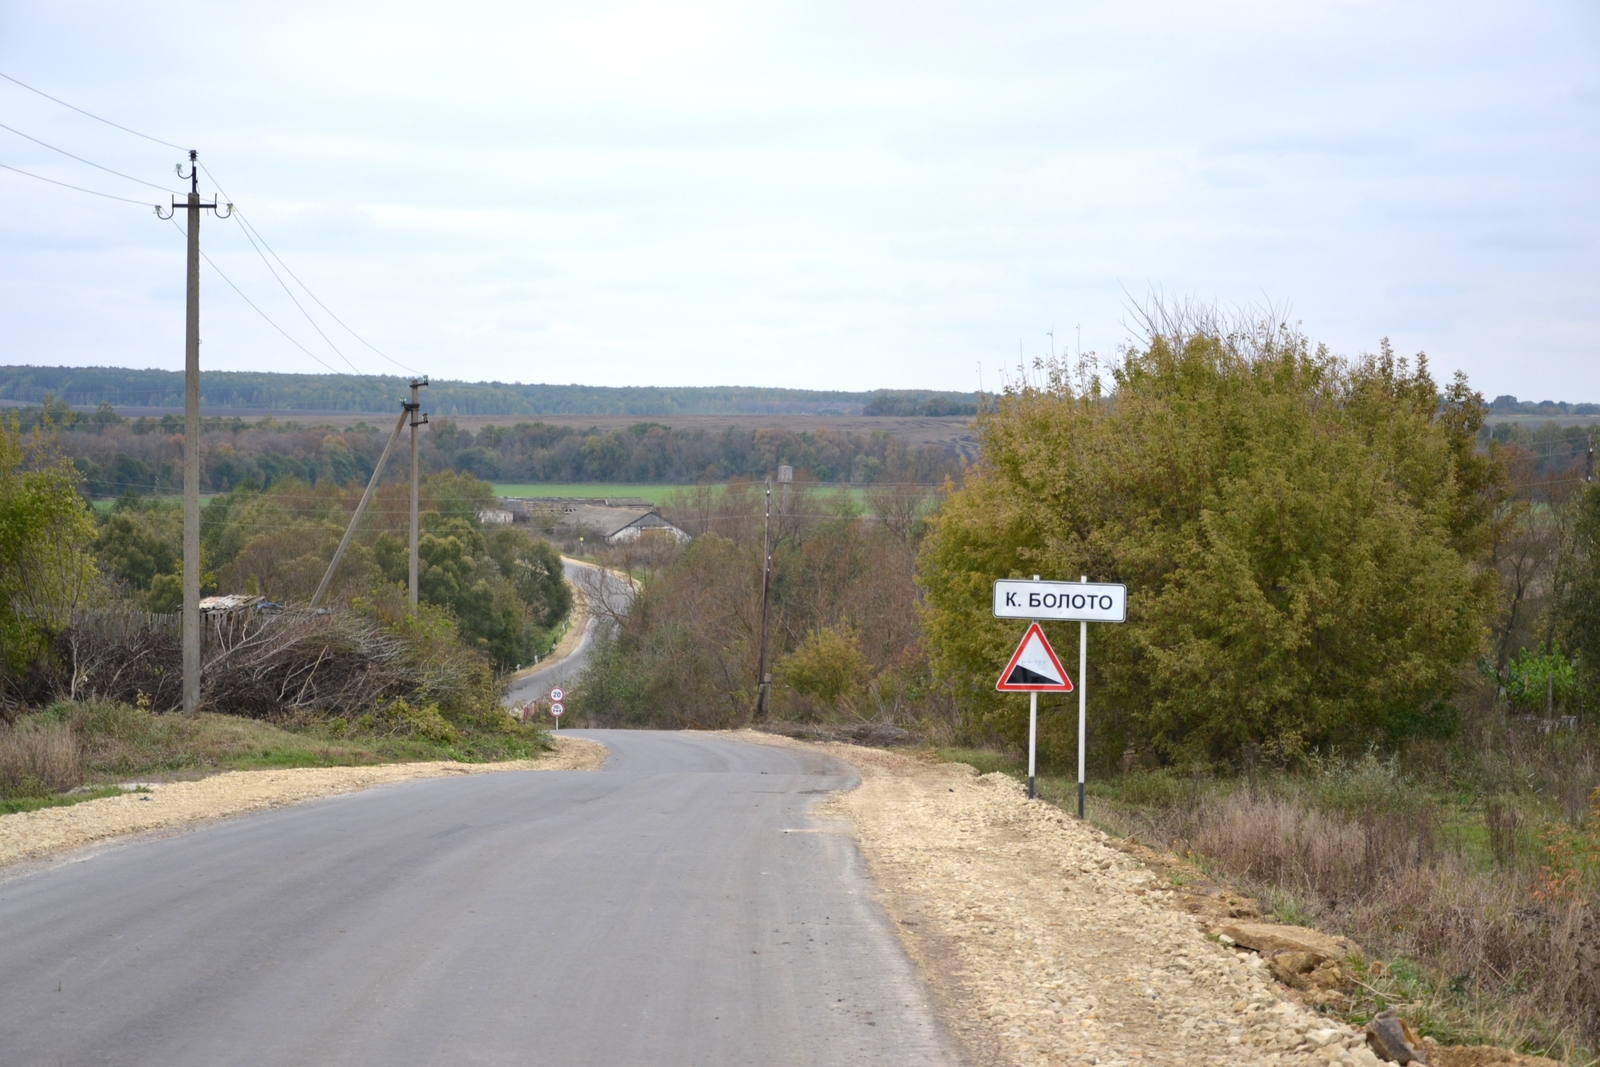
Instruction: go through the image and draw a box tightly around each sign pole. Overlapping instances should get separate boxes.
[1078,575,1088,819]
[1028,574,1039,800]
[1028,690,1038,800]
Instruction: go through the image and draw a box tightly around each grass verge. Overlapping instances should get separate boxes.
[2,700,549,802]
[0,785,148,816]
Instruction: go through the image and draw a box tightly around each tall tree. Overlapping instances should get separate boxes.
[0,411,99,675]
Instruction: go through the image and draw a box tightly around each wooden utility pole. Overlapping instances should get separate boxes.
[408,378,429,608]
[158,151,230,715]
[754,476,773,719]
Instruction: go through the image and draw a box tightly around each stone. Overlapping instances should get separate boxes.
[1214,921,1363,964]
[1365,1010,1425,1064]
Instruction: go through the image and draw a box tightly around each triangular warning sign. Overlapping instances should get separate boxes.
[996,622,1074,692]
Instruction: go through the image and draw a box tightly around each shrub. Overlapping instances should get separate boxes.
[922,314,1503,765]
[773,625,871,713]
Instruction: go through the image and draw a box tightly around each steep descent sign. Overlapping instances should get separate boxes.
[996,623,1074,692]
[993,579,1126,623]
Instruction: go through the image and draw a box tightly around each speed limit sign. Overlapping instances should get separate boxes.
[549,687,565,702]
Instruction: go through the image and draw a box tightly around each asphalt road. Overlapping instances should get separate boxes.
[504,559,635,710]
[0,731,963,1067]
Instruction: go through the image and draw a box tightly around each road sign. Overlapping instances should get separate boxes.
[550,702,564,716]
[549,687,565,702]
[993,579,1126,623]
[996,623,1073,692]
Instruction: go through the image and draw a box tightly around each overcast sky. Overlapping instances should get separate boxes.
[0,0,1595,399]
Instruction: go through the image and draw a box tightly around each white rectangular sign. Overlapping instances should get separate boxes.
[992,579,1127,623]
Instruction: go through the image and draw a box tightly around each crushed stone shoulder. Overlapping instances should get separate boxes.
[0,734,607,871]
[737,733,1394,1067]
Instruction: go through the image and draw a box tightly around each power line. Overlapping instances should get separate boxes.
[200,163,418,377]
[227,208,385,388]
[0,120,177,193]
[0,69,414,383]
[0,69,187,151]
[0,160,157,206]
[169,219,347,378]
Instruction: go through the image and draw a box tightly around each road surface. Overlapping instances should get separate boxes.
[0,731,963,1066]
[505,559,635,709]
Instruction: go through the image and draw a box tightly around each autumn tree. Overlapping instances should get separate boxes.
[919,312,1505,766]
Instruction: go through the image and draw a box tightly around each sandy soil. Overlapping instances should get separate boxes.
[0,735,607,872]
[735,732,1506,1067]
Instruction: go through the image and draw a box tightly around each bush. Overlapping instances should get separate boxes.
[773,625,871,715]
[921,313,1503,766]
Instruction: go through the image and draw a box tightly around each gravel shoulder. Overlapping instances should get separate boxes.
[733,733,1554,1067]
[0,734,607,872]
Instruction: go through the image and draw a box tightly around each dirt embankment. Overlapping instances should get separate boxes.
[741,734,1557,1067]
[0,735,607,872]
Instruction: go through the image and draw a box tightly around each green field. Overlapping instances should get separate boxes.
[492,483,882,505]
[89,494,216,513]
[492,484,698,503]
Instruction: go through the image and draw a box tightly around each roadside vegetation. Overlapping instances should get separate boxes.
[0,408,551,817]
[567,308,1599,1061]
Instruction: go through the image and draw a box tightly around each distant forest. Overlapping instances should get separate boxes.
[0,366,981,418]
[5,396,966,496]
[1488,394,1600,416]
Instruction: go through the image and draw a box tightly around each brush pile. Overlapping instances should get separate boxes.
[5,605,484,722]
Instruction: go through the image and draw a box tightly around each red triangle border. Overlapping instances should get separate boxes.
[995,622,1074,692]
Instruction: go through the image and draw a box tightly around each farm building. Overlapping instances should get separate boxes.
[501,498,690,545]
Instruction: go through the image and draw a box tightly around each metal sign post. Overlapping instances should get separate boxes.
[993,575,1127,817]
[1077,576,1088,819]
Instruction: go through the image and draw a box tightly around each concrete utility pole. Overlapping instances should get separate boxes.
[408,378,429,608]
[157,151,230,715]
[754,477,773,719]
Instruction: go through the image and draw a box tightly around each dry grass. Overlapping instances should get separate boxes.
[0,720,81,798]
[1063,759,1599,1064]
[1101,788,1596,1053]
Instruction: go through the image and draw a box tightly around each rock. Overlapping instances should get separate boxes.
[1214,920,1363,964]
[1308,960,1353,991]
[1365,1010,1425,1064]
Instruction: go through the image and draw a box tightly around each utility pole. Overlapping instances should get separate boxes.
[755,477,773,719]
[408,378,429,608]
[157,151,230,715]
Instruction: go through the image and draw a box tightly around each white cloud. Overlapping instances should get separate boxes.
[0,0,1594,399]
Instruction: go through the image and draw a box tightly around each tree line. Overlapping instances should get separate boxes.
[0,367,979,418]
[19,398,967,497]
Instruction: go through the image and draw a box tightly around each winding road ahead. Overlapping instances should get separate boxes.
[504,558,635,709]
[0,731,963,1066]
